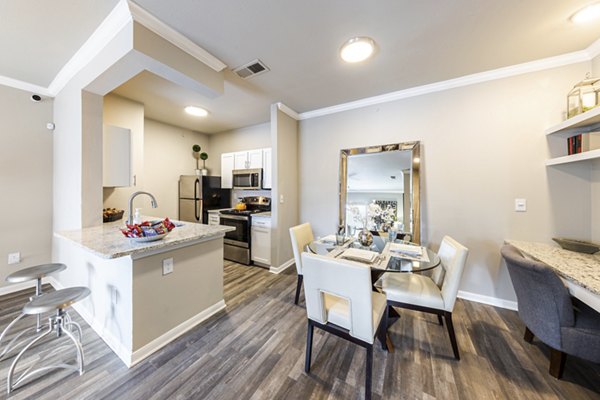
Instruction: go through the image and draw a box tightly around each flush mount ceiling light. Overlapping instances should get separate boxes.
[184,106,208,117]
[571,2,600,23]
[340,37,376,63]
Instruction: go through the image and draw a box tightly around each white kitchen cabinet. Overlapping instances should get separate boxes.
[233,149,264,170]
[103,125,131,187]
[221,153,234,188]
[262,148,272,189]
[251,216,271,266]
[208,212,220,226]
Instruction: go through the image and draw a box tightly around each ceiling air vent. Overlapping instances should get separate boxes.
[233,59,270,79]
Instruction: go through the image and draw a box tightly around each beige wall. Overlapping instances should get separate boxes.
[143,119,210,219]
[207,122,271,173]
[0,85,53,289]
[299,62,592,303]
[271,107,299,268]
[590,54,600,242]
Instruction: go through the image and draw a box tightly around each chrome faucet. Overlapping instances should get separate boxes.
[127,191,158,225]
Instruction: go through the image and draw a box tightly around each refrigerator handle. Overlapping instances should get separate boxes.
[195,179,200,221]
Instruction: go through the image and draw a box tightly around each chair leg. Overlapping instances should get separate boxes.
[305,320,314,373]
[444,311,460,360]
[365,345,373,400]
[437,314,443,326]
[549,349,566,379]
[295,275,303,305]
[377,314,388,352]
[524,326,534,343]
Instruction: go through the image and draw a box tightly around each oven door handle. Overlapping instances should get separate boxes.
[220,214,249,221]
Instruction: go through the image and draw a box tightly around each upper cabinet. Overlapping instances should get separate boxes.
[546,107,600,166]
[221,147,272,189]
[103,125,132,187]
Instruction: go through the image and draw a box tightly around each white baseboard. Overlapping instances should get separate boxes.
[0,277,53,296]
[269,258,294,274]
[130,299,226,366]
[458,290,518,311]
[48,277,226,367]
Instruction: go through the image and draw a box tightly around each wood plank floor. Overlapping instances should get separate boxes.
[0,260,599,399]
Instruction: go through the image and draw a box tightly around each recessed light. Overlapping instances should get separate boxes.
[340,37,376,63]
[184,106,208,117]
[571,3,600,23]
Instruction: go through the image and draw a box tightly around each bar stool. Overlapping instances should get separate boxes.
[0,263,66,359]
[7,286,90,394]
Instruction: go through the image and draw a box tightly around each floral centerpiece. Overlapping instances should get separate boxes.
[367,201,397,231]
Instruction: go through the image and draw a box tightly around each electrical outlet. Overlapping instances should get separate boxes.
[162,258,174,275]
[7,252,20,265]
[515,198,527,212]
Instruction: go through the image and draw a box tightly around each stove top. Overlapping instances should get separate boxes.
[220,209,263,216]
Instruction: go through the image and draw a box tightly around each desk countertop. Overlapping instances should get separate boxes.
[506,240,600,296]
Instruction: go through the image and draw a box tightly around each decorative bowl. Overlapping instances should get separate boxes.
[130,233,169,243]
[552,237,600,254]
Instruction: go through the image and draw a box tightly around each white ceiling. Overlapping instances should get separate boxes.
[3,1,600,133]
[347,151,412,192]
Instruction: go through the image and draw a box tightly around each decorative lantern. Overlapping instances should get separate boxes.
[567,74,600,118]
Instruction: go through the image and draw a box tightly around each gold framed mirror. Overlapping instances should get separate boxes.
[339,141,421,244]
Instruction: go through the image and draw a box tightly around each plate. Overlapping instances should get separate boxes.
[552,237,600,254]
[130,233,169,243]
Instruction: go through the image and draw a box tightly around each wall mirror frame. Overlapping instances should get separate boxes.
[339,141,421,244]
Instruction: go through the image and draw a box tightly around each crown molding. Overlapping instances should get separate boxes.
[586,36,600,59]
[0,76,51,97]
[299,49,592,120]
[276,102,300,120]
[128,1,227,72]
[47,0,132,96]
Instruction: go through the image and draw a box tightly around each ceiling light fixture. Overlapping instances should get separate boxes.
[571,2,600,23]
[340,37,376,63]
[184,106,208,117]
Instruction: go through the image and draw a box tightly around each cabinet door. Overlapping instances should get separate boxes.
[248,149,263,169]
[251,226,271,265]
[234,152,248,170]
[221,153,234,188]
[103,125,131,187]
[262,148,272,189]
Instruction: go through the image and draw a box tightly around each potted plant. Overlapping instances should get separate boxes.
[200,152,209,176]
[192,144,202,175]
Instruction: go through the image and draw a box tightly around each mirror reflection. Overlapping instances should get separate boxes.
[339,142,420,244]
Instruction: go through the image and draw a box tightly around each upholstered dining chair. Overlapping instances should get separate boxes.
[301,252,388,400]
[289,223,314,305]
[380,235,469,359]
[501,244,600,379]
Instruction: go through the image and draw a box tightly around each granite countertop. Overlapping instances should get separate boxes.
[506,240,600,296]
[56,217,234,259]
[253,212,271,217]
[207,208,233,213]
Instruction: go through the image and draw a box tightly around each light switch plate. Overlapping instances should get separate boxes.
[162,258,174,275]
[7,252,20,265]
[515,198,527,212]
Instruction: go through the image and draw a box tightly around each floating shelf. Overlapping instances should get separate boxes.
[545,107,600,137]
[545,148,600,166]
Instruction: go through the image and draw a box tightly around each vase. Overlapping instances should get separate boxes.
[201,168,208,176]
[357,228,373,247]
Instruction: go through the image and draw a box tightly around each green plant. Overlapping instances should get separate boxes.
[192,144,201,169]
[200,152,208,169]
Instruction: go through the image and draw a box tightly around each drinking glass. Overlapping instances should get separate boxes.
[388,229,397,243]
[336,234,345,246]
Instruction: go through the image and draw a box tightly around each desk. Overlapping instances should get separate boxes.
[506,240,600,313]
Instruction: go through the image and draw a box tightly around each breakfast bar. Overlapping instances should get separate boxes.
[53,219,234,367]
[506,240,600,313]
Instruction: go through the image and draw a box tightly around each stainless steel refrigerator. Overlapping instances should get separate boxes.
[179,175,231,223]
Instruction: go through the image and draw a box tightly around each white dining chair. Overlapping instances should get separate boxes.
[380,235,468,359]
[289,223,314,305]
[301,252,388,400]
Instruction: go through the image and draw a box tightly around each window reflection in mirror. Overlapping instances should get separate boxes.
[339,142,420,244]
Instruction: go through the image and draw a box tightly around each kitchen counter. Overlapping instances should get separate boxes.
[207,208,232,213]
[56,217,234,259]
[253,212,271,217]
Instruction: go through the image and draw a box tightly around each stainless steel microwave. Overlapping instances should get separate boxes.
[232,168,263,189]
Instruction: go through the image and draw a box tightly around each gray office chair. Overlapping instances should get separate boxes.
[501,244,600,378]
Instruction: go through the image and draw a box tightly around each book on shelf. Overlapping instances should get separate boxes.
[567,133,600,155]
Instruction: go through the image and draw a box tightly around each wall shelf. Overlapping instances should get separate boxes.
[545,107,600,166]
[545,107,600,138]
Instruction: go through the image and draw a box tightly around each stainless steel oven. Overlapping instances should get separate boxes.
[220,213,251,264]
[232,169,262,190]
